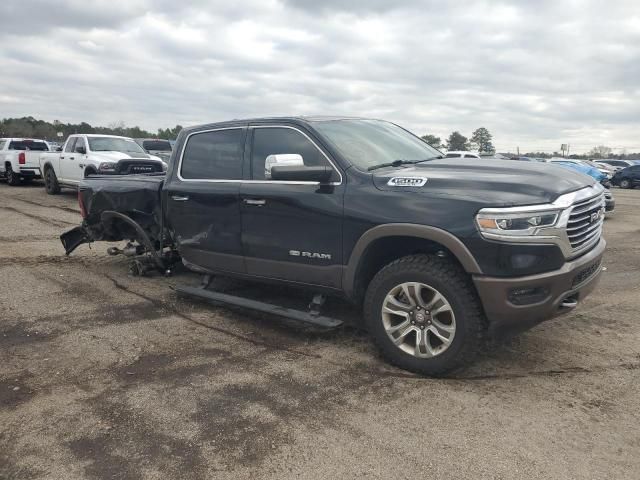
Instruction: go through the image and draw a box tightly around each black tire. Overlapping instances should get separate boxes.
[44,167,61,194]
[363,254,486,376]
[6,164,21,186]
[619,179,631,189]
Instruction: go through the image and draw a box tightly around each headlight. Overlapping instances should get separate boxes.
[476,210,560,237]
[98,162,116,172]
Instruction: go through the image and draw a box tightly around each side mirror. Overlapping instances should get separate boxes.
[270,165,333,183]
[76,146,87,154]
[56,146,63,152]
[265,153,303,179]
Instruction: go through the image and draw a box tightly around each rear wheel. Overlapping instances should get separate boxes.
[364,254,486,376]
[619,179,631,189]
[6,164,21,186]
[44,167,61,194]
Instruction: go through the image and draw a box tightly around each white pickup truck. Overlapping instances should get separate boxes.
[0,138,51,186]
[39,134,167,194]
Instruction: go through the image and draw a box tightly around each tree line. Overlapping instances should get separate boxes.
[421,127,495,153]
[0,117,182,141]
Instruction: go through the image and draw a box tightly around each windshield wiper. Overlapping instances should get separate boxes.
[367,157,443,171]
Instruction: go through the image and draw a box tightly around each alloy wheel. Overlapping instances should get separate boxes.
[381,282,456,358]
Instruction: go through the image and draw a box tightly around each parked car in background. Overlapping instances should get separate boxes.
[549,160,611,189]
[444,151,481,159]
[550,158,612,183]
[517,156,547,162]
[39,134,166,194]
[612,165,640,189]
[582,160,616,177]
[0,138,50,186]
[134,138,173,163]
[596,159,635,172]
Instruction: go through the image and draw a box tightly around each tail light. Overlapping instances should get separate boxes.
[78,190,87,218]
[18,152,26,164]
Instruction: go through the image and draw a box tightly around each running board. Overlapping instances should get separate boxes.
[175,285,344,329]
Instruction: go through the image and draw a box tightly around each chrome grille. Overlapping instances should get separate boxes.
[566,192,605,256]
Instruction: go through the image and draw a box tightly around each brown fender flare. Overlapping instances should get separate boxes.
[342,223,482,298]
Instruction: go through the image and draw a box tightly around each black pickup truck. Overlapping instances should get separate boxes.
[61,117,606,375]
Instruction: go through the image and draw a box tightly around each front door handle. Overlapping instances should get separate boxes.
[69,156,75,160]
[243,198,266,206]
[171,195,189,201]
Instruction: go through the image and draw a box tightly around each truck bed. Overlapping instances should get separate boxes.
[61,174,166,254]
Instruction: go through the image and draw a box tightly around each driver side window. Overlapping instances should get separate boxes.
[250,127,336,181]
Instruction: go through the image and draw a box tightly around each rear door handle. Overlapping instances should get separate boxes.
[243,198,266,206]
[69,156,75,160]
[171,195,189,201]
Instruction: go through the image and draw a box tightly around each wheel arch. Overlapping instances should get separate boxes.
[343,224,482,302]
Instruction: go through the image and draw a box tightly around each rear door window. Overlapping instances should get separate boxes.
[180,129,244,180]
[74,137,87,153]
[64,138,77,153]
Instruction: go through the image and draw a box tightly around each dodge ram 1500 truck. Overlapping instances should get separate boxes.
[0,138,50,185]
[61,117,606,375]
[39,134,166,194]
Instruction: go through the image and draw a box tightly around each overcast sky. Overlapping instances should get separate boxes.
[1,0,639,153]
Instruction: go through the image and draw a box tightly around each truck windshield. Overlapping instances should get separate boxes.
[142,140,172,151]
[312,119,441,171]
[9,140,49,151]
[88,137,146,154]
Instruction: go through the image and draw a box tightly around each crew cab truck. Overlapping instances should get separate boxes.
[39,134,166,194]
[0,138,50,185]
[61,117,606,375]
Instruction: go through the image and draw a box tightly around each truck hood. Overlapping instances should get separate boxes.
[372,159,596,207]
[90,151,161,162]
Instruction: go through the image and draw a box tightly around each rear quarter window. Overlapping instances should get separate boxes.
[180,129,244,180]
[8,140,49,151]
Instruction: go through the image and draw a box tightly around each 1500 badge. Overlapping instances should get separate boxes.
[289,250,332,260]
[387,177,428,187]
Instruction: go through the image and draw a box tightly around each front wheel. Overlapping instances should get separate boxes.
[6,164,21,186]
[364,254,486,376]
[619,179,631,189]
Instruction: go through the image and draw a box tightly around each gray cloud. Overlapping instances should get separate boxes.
[1,0,639,152]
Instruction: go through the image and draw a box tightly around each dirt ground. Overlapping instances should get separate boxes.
[1,181,638,480]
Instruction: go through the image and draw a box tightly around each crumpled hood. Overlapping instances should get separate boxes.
[89,151,161,162]
[372,159,596,207]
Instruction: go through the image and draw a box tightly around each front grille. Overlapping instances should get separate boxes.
[116,160,163,175]
[566,192,605,256]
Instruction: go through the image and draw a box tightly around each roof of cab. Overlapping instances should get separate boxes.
[180,116,377,135]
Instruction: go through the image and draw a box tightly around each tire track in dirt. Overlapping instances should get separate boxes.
[9,196,81,215]
[4,206,76,228]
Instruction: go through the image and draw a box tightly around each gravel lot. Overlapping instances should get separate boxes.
[1,181,638,480]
